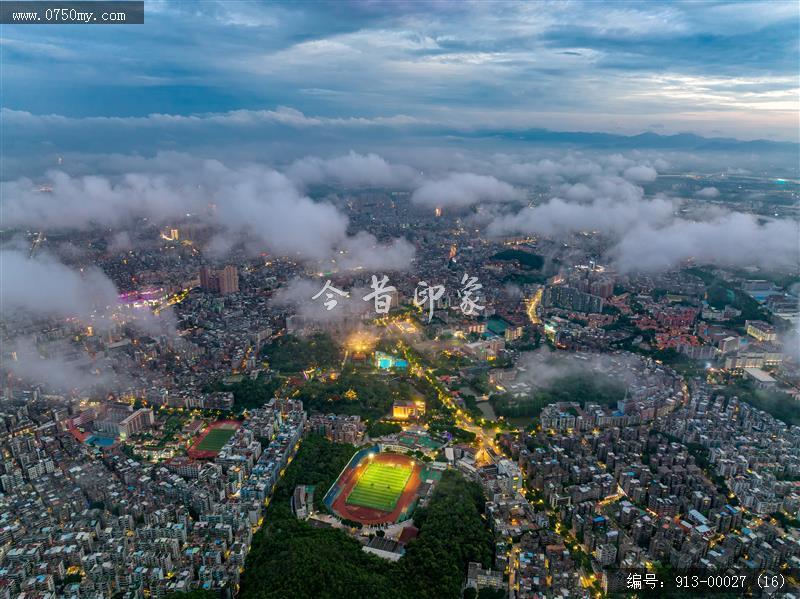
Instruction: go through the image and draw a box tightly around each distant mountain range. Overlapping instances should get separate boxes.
[455,128,798,152]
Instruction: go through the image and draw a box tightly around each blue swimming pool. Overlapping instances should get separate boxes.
[85,435,115,447]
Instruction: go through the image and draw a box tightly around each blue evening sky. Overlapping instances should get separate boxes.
[1,0,797,141]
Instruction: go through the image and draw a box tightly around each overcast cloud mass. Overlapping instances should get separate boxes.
[0,250,120,323]
[0,158,417,270]
[2,1,798,141]
[2,146,798,277]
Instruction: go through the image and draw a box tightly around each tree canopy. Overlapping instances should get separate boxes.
[239,437,494,599]
[297,369,416,421]
[205,373,282,411]
[367,421,403,437]
[262,333,340,373]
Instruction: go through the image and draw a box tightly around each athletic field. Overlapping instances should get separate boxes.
[345,460,413,512]
[196,426,236,451]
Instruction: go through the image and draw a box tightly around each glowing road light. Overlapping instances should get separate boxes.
[525,288,542,326]
[346,330,377,354]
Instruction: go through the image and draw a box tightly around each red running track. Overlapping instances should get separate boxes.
[331,452,422,526]
[187,419,241,459]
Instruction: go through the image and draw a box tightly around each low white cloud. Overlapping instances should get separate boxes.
[486,163,798,273]
[4,337,116,393]
[514,347,648,389]
[0,250,119,323]
[1,158,414,270]
[108,231,133,252]
[287,151,420,189]
[411,172,524,208]
[611,213,799,272]
[0,250,174,333]
[488,195,676,239]
[623,164,658,182]
[336,233,416,272]
[695,186,720,198]
[1,106,425,130]
[557,175,646,203]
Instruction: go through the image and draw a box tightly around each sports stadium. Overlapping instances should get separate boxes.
[324,446,425,525]
[188,420,240,459]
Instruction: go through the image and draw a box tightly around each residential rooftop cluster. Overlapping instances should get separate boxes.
[0,397,305,598]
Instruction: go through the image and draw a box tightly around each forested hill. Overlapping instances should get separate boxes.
[238,436,493,599]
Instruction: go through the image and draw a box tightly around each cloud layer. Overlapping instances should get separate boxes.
[0,250,175,333]
[484,164,799,272]
[1,157,416,270]
[412,173,524,208]
[610,213,799,272]
[287,151,420,190]
[1,250,119,323]
[2,149,796,278]
[4,337,116,393]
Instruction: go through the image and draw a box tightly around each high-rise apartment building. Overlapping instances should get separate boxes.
[199,265,239,295]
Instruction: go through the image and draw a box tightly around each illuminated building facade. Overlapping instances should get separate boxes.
[392,399,425,420]
[745,320,777,342]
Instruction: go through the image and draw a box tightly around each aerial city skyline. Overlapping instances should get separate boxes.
[0,1,798,598]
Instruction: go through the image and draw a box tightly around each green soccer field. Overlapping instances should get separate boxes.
[346,461,413,512]
[197,427,236,451]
